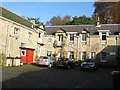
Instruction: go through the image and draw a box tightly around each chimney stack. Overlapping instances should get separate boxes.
[96,16,101,27]
[30,17,36,25]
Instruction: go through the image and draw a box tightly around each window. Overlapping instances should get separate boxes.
[48,38,52,44]
[38,33,41,38]
[91,52,96,59]
[70,34,74,41]
[28,32,32,39]
[82,52,86,60]
[14,27,19,35]
[102,32,106,40]
[61,35,63,41]
[47,51,52,57]
[58,35,63,41]
[21,50,26,56]
[102,34,106,40]
[101,52,107,62]
[70,51,74,59]
[58,35,61,41]
[82,34,86,42]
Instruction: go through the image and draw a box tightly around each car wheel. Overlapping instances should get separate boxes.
[48,63,52,68]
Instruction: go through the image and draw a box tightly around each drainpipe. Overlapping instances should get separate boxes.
[88,34,90,59]
[116,36,118,69]
[76,35,79,61]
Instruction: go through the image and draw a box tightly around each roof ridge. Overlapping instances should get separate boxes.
[101,24,120,26]
[46,25,95,27]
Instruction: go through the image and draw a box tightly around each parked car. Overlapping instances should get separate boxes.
[36,56,54,67]
[80,59,98,71]
[53,58,75,69]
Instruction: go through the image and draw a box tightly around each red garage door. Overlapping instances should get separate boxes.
[27,49,34,64]
[20,48,34,64]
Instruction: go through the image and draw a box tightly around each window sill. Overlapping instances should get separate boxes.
[69,41,74,44]
[69,41,74,42]
[81,41,87,42]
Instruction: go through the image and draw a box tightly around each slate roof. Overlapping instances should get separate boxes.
[45,24,120,35]
[0,6,33,28]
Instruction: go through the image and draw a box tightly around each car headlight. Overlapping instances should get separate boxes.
[81,64,83,66]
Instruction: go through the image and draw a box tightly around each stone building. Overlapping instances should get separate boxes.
[45,24,120,66]
[0,6,120,66]
[0,6,45,64]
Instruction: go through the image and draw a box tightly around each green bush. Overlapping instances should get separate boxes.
[52,53,57,61]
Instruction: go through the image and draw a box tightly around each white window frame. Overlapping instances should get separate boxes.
[82,33,87,42]
[70,34,74,42]
[38,32,41,38]
[47,51,52,57]
[98,30,109,41]
[67,52,71,58]
[21,50,26,56]
[90,52,96,59]
[102,33,106,41]
[70,51,74,59]
[81,52,86,60]
[66,32,77,42]
[58,35,63,45]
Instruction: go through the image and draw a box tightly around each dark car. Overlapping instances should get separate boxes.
[53,58,75,69]
[80,59,98,71]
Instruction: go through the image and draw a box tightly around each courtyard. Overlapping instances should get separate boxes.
[2,65,113,88]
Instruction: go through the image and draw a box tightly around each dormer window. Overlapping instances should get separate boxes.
[98,30,109,41]
[57,34,63,46]
[82,33,87,42]
[102,32,106,40]
[58,35,63,42]
[66,32,77,43]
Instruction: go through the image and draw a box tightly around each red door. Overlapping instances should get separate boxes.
[20,48,34,64]
[26,49,34,64]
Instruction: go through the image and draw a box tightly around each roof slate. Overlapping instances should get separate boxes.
[45,24,120,35]
[0,6,33,29]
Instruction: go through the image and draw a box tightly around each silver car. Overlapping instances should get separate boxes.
[36,56,54,67]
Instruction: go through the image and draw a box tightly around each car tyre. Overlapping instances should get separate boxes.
[48,63,52,68]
